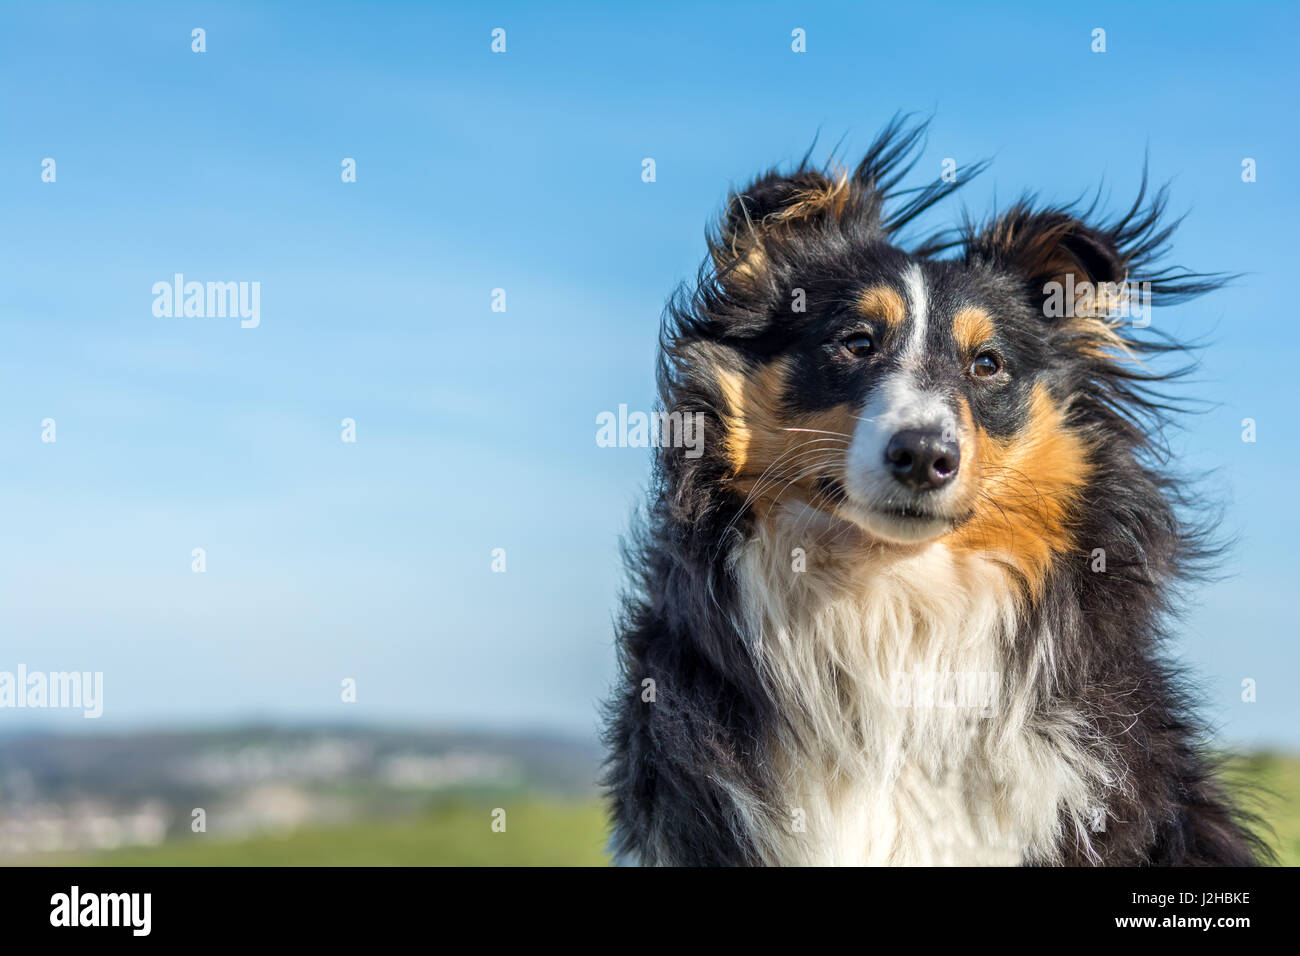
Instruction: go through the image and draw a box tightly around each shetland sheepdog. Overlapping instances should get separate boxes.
[602,117,1266,866]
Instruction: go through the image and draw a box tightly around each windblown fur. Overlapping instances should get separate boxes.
[602,117,1266,866]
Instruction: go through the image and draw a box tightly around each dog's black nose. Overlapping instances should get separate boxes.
[884,428,960,491]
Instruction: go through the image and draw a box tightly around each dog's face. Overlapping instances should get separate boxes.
[682,168,1136,587]
[771,256,1082,544]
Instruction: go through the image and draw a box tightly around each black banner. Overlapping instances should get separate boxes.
[0,865,1288,942]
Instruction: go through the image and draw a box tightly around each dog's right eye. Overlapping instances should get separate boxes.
[843,333,874,357]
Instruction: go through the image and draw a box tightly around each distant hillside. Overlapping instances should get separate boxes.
[38,800,612,867]
[2,726,1294,866]
[0,723,600,860]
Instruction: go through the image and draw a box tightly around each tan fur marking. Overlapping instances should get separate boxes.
[715,361,855,512]
[729,247,767,283]
[768,172,850,225]
[950,384,1091,594]
[1070,315,1141,365]
[952,306,995,352]
[856,285,907,327]
[715,367,753,474]
[723,173,850,284]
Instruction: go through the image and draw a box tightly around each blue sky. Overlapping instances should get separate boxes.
[1,1,1296,747]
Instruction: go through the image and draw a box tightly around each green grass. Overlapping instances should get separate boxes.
[36,799,611,867]
[1223,752,1300,866]
[23,753,1298,866]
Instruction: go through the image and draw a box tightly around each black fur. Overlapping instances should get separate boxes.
[602,116,1269,866]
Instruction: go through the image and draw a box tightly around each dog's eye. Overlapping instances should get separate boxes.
[969,352,1001,378]
[843,334,874,357]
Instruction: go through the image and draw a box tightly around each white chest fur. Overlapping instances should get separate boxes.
[729,509,1106,866]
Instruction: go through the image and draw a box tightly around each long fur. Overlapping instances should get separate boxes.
[602,116,1269,866]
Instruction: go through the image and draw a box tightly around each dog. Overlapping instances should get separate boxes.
[601,117,1266,866]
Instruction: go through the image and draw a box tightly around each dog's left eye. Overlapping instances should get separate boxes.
[843,334,874,357]
[969,352,1002,378]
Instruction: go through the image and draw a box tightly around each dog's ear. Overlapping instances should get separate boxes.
[965,208,1128,318]
[708,169,850,283]
[706,116,983,287]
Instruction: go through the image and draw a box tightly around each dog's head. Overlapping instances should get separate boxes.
[663,121,1216,590]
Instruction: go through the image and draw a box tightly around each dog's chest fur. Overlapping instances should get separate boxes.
[730,509,1104,865]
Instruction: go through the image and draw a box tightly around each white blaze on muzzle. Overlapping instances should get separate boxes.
[842,371,962,543]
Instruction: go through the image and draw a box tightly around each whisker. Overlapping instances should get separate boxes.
[709,440,852,563]
[780,426,852,439]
